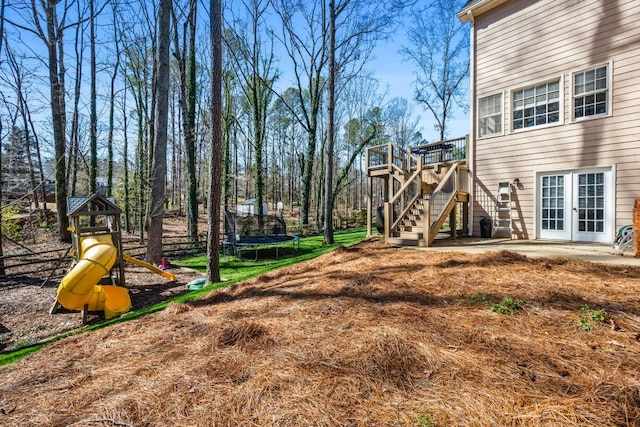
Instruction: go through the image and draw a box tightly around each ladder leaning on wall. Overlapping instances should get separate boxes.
[493,182,513,238]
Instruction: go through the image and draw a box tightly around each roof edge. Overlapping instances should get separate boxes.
[457,0,509,23]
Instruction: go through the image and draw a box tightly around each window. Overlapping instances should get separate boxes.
[573,64,609,120]
[478,93,502,137]
[512,80,560,130]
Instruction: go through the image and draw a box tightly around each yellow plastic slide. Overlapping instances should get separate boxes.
[122,254,176,282]
[56,235,132,319]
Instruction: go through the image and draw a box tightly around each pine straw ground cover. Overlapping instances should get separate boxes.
[1,238,639,426]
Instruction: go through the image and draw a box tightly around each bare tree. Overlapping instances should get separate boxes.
[0,0,6,274]
[145,0,172,264]
[323,0,337,244]
[225,0,277,232]
[66,0,84,196]
[401,0,469,141]
[323,0,408,244]
[106,0,122,197]
[89,0,97,195]
[206,0,222,284]
[272,0,328,227]
[4,46,40,209]
[337,77,387,213]
[385,97,421,148]
[5,0,76,241]
[172,0,198,241]
[121,78,132,232]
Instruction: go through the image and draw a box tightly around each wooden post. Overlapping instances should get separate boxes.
[365,145,370,172]
[383,202,391,244]
[450,202,457,239]
[366,177,372,237]
[634,198,640,258]
[423,199,431,247]
[462,201,469,236]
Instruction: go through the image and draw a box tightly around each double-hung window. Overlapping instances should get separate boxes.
[478,93,502,138]
[512,80,561,130]
[573,64,609,120]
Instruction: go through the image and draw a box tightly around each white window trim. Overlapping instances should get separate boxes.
[570,60,613,123]
[509,75,564,134]
[476,91,504,139]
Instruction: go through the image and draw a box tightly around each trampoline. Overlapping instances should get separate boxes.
[223,212,299,260]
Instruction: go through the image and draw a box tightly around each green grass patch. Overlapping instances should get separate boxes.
[0,228,367,367]
[577,304,607,332]
[490,297,525,315]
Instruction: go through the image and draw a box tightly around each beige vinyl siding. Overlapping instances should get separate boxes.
[470,0,640,240]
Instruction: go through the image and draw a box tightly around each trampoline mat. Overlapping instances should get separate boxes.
[232,235,297,246]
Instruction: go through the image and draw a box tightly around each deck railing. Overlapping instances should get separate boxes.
[410,135,468,166]
[366,142,420,173]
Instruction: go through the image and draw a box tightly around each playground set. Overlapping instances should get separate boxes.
[50,194,176,323]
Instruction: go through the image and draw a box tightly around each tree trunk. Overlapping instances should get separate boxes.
[145,0,172,265]
[207,0,222,284]
[0,0,5,275]
[67,4,83,197]
[300,132,316,226]
[26,104,47,210]
[135,87,146,241]
[107,2,121,197]
[122,84,131,232]
[323,0,336,244]
[222,78,233,211]
[19,97,39,210]
[89,0,97,196]
[43,0,70,242]
[185,0,198,241]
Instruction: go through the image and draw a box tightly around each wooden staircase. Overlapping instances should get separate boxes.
[386,164,469,247]
[388,194,429,245]
[366,141,470,247]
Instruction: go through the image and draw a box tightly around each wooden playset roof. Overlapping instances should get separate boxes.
[67,193,121,217]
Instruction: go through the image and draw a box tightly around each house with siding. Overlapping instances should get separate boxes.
[457,0,640,243]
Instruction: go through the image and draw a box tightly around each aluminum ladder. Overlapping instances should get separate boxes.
[493,182,513,238]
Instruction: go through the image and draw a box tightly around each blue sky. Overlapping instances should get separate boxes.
[265,0,471,145]
[1,0,471,152]
[366,23,470,143]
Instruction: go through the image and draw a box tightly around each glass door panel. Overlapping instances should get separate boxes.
[539,173,570,240]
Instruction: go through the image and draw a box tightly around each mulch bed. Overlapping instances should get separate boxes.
[0,260,203,352]
[1,238,639,426]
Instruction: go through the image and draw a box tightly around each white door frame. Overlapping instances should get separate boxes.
[536,167,614,243]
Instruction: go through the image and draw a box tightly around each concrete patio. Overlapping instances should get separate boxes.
[423,237,640,267]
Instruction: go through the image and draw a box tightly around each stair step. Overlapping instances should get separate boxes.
[387,237,427,247]
[393,229,426,239]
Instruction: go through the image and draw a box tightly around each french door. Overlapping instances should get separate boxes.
[538,169,612,243]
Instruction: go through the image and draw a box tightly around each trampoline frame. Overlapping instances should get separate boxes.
[223,211,299,260]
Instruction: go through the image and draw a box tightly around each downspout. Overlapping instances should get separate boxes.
[467,9,476,237]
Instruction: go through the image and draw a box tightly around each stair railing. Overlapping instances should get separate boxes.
[379,144,421,241]
[388,165,423,232]
[423,163,461,246]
